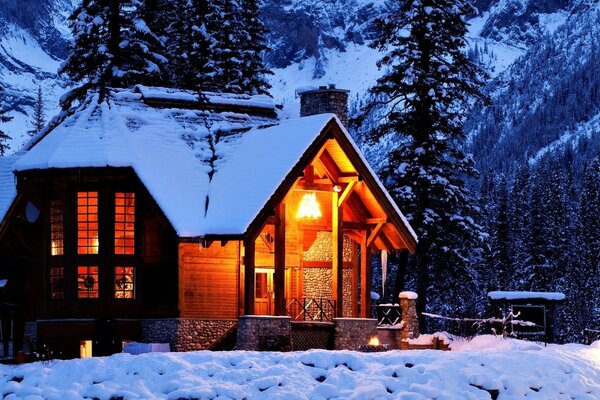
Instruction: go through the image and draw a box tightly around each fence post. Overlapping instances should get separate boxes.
[399,291,419,340]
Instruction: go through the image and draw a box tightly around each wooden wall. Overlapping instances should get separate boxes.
[179,241,240,319]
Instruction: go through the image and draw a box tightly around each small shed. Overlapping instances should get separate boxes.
[488,291,565,343]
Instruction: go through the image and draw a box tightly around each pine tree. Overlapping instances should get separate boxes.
[508,164,531,288]
[359,0,488,324]
[209,0,244,93]
[237,0,272,95]
[60,0,166,109]
[164,0,220,91]
[28,85,45,136]
[0,85,12,156]
[571,159,600,340]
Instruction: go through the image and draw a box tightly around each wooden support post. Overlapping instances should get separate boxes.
[332,191,344,317]
[274,203,286,316]
[351,240,359,317]
[360,230,372,318]
[243,237,256,316]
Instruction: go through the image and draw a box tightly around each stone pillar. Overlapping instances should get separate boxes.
[399,291,419,340]
[236,316,291,351]
[334,318,377,350]
[23,322,37,354]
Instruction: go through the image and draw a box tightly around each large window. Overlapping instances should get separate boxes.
[49,267,64,299]
[77,266,99,298]
[115,192,135,255]
[114,266,135,299]
[50,200,64,256]
[77,192,99,254]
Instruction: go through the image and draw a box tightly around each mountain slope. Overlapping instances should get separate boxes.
[468,2,600,174]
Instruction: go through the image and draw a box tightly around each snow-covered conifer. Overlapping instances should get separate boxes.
[28,85,45,137]
[359,0,489,323]
[237,0,272,95]
[60,0,166,109]
[0,85,12,156]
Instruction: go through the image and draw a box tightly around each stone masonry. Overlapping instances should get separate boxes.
[334,318,377,350]
[399,291,420,340]
[142,319,236,351]
[236,316,292,351]
[299,85,350,128]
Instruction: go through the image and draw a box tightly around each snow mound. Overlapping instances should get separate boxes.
[2,345,600,400]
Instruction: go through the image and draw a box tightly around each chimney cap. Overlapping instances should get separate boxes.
[296,85,350,97]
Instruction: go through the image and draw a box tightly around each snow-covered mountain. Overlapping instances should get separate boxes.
[0,0,597,176]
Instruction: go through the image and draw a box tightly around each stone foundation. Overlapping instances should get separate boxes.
[334,318,377,350]
[236,316,291,351]
[142,319,236,351]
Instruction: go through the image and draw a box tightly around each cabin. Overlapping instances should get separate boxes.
[0,85,417,359]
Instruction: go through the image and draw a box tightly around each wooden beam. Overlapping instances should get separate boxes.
[259,232,274,253]
[319,150,342,183]
[332,191,344,317]
[243,238,256,315]
[342,221,368,231]
[366,217,387,224]
[314,175,359,185]
[338,180,356,207]
[367,222,384,247]
[360,230,372,318]
[304,165,315,186]
[294,182,334,192]
[352,240,359,317]
[274,203,286,316]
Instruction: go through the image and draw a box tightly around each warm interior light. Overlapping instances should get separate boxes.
[368,336,381,346]
[296,192,322,219]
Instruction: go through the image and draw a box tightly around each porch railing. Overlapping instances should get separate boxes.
[375,304,403,326]
[285,298,336,322]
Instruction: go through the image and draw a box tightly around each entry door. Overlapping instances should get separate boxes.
[255,268,274,315]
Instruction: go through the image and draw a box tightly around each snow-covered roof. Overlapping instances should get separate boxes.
[203,115,334,235]
[488,291,566,301]
[0,155,18,225]
[11,87,415,242]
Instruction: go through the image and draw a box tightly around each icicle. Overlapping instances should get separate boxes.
[381,250,388,300]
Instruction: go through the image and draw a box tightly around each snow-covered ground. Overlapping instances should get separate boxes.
[1,336,600,400]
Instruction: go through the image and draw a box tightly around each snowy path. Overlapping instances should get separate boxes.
[1,337,600,400]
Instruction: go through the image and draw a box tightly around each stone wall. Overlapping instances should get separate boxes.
[334,318,377,350]
[299,86,350,128]
[303,231,352,262]
[303,267,353,317]
[142,319,236,352]
[236,316,291,351]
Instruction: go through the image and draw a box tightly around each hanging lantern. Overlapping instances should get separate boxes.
[296,192,322,219]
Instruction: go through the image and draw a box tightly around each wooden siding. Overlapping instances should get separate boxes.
[179,241,240,319]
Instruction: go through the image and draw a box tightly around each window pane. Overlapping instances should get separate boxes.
[50,200,64,256]
[50,267,64,299]
[115,193,135,255]
[114,266,135,299]
[78,266,99,298]
[77,192,99,254]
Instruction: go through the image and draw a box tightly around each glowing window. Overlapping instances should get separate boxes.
[49,267,64,300]
[77,266,99,298]
[80,340,92,358]
[114,266,135,299]
[77,192,99,254]
[50,200,64,256]
[115,193,135,255]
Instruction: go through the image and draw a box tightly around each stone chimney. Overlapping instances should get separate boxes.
[299,84,350,128]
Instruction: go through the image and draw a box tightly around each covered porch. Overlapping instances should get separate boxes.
[240,133,416,321]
